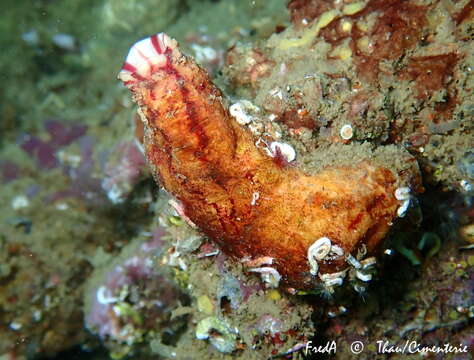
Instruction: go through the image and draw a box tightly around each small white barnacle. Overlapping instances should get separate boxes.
[195,317,237,353]
[97,286,118,305]
[308,259,319,276]
[360,257,377,269]
[340,124,353,140]
[269,87,283,99]
[353,283,366,294]
[319,270,347,287]
[9,321,22,331]
[339,305,348,314]
[395,187,411,217]
[320,270,347,281]
[345,253,362,269]
[460,180,472,192]
[308,237,332,275]
[330,245,344,257]
[309,237,332,260]
[394,187,411,201]
[268,141,296,163]
[355,270,372,282]
[358,244,367,258]
[229,100,260,125]
[11,195,29,210]
[251,192,260,206]
[308,238,346,275]
[242,256,274,267]
[397,199,410,218]
[324,277,343,287]
[248,267,281,288]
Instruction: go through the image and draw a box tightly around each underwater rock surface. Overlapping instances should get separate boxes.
[0,0,472,359]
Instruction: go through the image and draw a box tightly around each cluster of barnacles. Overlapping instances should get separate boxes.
[304,186,413,298]
[344,247,377,296]
[166,185,411,297]
[307,237,377,298]
[229,99,298,165]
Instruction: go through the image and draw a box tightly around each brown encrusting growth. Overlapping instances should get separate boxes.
[401,54,458,100]
[288,0,334,29]
[455,0,474,24]
[120,34,404,290]
[319,0,428,82]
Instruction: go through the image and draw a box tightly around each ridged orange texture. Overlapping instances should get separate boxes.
[120,35,399,289]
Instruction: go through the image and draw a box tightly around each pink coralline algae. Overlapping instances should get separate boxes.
[20,119,87,169]
[15,119,148,206]
[42,134,105,205]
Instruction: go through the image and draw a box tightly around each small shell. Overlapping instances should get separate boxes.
[196,317,237,353]
[308,259,319,276]
[319,269,347,282]
[269,142,296,162]
[248,267,281,288]
[309,237,332,260]
[251,192,260,206]
[308,237,332,275]
[345,254,362,269]
[229,100,260,125]
[460,180,472,192]
[394,187,410,201]
[355,270,372,282]
[269,87,283,99]
[360,257,376,269]
[9,322,22,331]
[340,124,353,140]
[243,256,274,267]
[11,195,29,210]
[169,199,197,228]
[323,277,343,287]
[357,244,367,258]
[397,199,410,217]
[96,286,118,305]
[330,245,344,257]
[353,284,366,294]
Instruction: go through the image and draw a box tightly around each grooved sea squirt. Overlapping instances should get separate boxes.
[118,33,420,291]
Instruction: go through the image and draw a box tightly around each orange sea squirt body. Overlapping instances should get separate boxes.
[119,33,400,290]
